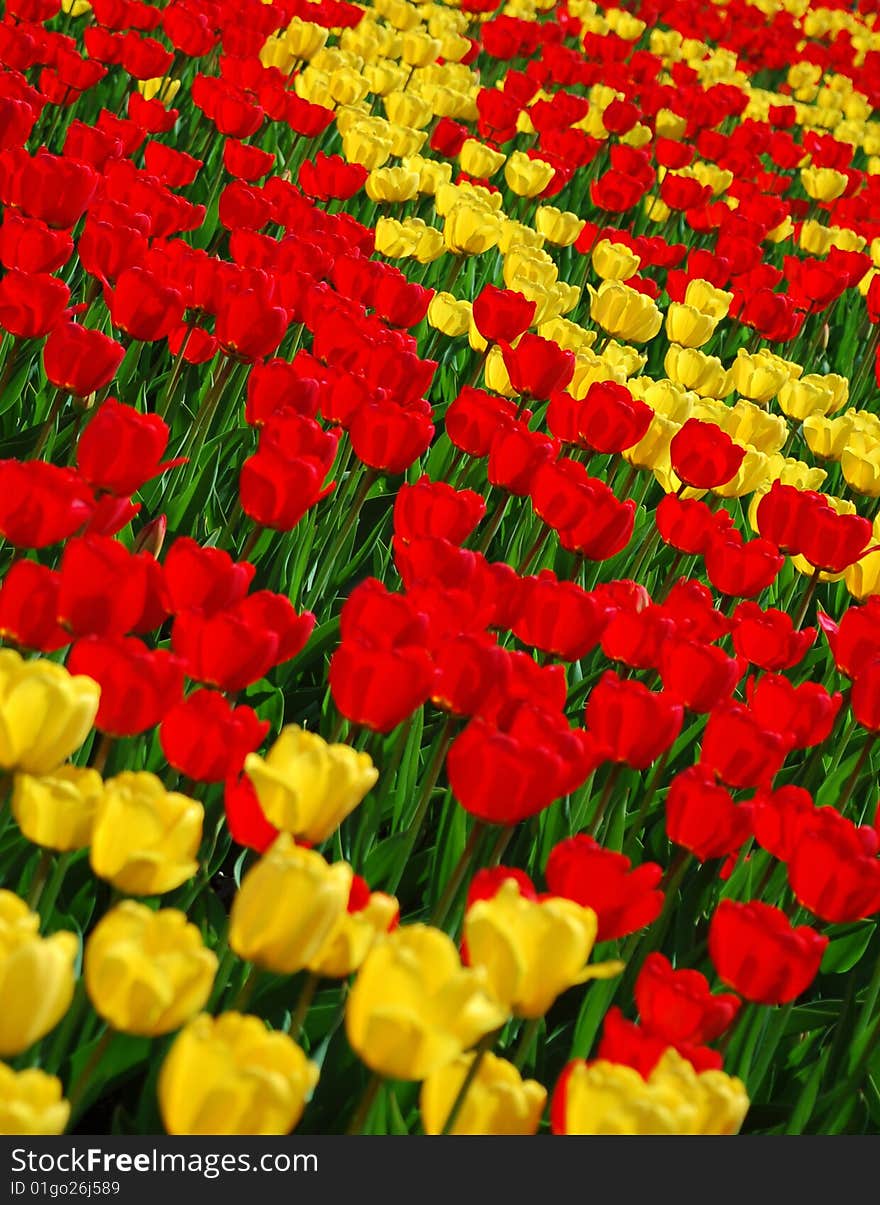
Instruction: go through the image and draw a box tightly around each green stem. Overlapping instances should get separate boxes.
[346,1072,383,1135]
[387,718,455,895]
[430,821,487,929]
[289,972,321,1041]
[440,1032,497,1135]
[67,1029,114,1125]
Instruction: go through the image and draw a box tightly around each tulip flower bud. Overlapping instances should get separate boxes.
[90,772,204,896]
[552,1049,749,1135]
[346,924,508,1081]
[244,725,378,844]
[0,650,100,776]
[0,1064,70,1135]
[85,902,217,1036]
[420,1052,547,1135]
[464,879,622,1018]
[12,765,103,851]
[0,891,77,1056]
[229,834,352,974]
[159,1012,318,1135]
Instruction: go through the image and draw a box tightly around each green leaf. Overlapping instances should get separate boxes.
[821,924,874,974]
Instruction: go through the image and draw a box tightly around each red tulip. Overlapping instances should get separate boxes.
[68,635,184,736]
[666,764,754,862]
[670,418,746,489]
[0,269,69,338]
[76,398,185,496]
[635,953,740,1045]
[546,835,664,940]
[471,284,536,344]
[43,322,126,397]
[708,898,828,1005]
[160,690,269,784]
[510,570,611,661]
[731,601,815,670]
[162,536,255,616]
[659,638,744,714]
[0,560,68,652]
[0,461,93,548]
[585,671,683,770]
[224,772,279,853]
[787,806,880,923]
[393,476,486,546]
[172,593,315,693]
[700,701,789,789]
[500,333,575,399]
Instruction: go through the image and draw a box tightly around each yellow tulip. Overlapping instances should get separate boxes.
[0,891,77,1057]
[388,123,427,159]
[567,351,628,399]
[628,376,695,422]
[406,155,453,196]
[725,399,788,454]
[0,651,99,775]
[496,221,545,254]
[841,432,880,497]
[464,880,622,1018]
[85,902,217,1037]
[556,1049,749,1135]
[589,280,663,343]
[665,303,719,348]
[307,890,399,978]
[341,125,394,171]
[730,348,790,404]
[244,725,377,843]
[260,34,297,74]
[137,77,179,102]
[684,279,733,319]
[365,165,420,204]
[285,17,328,59]
[459,139,507,179]
[383,90,433,128]
[12,765,102,851]
[159,1012,318,1136]
[664,346,731,397]
[777,374,838,420]
[538,317,597,353]
[603,340,647,379]
[591,238,641,282]
[401,30,441,67]
[535,206,585,246]
[801,165,849,201]
[0,1064,70,1135]
[443,203,502,255]
[623,414,678,472]
[483,345,516,395]
[229,834,351,974]
[802,412,855,460]
[374,216,419,258]
[420,1052,546,1135]
[410,222,447,264]
[503,244,557,288]
[504,150,555,198]
[90,772,203,896]
[436,180,503,217]
[846,546,880,600]
[799,219,837,255]
[428,292,473,337]
[60,0,91,13]
[345,924,508,1081]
